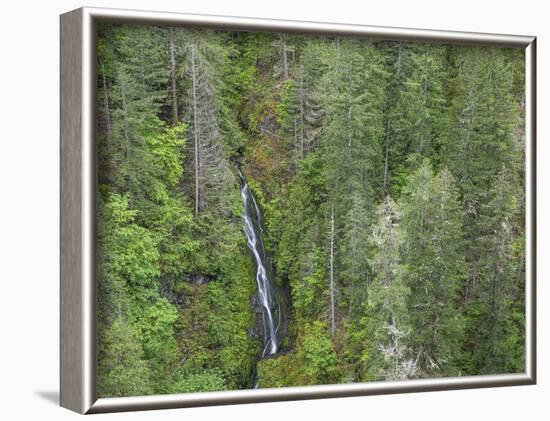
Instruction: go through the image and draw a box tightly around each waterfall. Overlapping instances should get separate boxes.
[239,172,279,357]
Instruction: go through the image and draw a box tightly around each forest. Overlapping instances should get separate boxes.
[96,23,526,397]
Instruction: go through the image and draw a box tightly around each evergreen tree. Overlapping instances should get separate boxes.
[363,196,414,381]
[465,169,524,373]
[384,44,446,192]
[400,161,466,375]
[95,25,526,394]
[442,47,519,302]
[177,29,236,217]
[98,315,153,397]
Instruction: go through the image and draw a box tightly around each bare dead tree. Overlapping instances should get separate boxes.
[418,46,430,153]
[379,319,416,381]
[383,120,390,190]
[299,65,305,159]
[169,28,179,126]
[190,41,200,217]
[292,60,325,161]
[119,72,130,162]
[281,33,289,80]
[181,31,235,217]
[329,204,336,339]
[100,60,111,143]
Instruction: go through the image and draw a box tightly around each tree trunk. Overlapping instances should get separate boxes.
[119,73,132,202]
[191,42,200,217]
[119,75,130,161]
[299,67,304,159]
[294,118,299,164]
[139,44,146,98]
[396,43,403,76]
[281,33,289,80]
[329,204,336,339]
[418,47,430,153]
[169,28,179,125]
[347,59,353,148]
[383,120,390,190]
[334,38,341,92]
[101,61,111,143]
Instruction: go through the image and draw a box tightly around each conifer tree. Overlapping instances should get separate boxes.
[366,196,414,380]
[467,169,523,373]
[95,25,526,393]
[381,45,446,189]
[178,30,235,217]
[400,161,466,375]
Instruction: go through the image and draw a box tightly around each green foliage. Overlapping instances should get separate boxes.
[256,353,304,388]
[299,321,340,384]
[173,370,227,393]
[147,123,186,187]
[156,195,205,276]
[362,196,412,380]
[98,193,160,314]
[98,316,153,397]
[137,298,179,362]
[276,79,295,125]
[109,220,159,293]
[291,246,327,322]
[97,23,526,397]
[399,161,466,375]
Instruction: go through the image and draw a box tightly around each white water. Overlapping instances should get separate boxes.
[240,174,279,357]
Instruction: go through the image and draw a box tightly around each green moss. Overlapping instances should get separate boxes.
[256,353,305,388]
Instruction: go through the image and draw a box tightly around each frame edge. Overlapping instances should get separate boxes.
[524,37,537,384]
[60,7,86,415]
[86,373,534,414]
[84,6,534,47]
[59,6,537,414]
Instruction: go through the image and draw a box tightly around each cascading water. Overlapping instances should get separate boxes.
[239,172,280,358]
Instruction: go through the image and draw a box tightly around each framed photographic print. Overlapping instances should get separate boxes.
[60,7,536,414]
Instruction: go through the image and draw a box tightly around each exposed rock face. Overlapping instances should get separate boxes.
[187,273,212,285]
[159,283,185,309]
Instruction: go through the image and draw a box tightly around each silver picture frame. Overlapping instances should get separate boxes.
[60,6,537,414]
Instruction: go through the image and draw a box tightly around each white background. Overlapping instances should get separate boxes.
[0,0,547,419]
